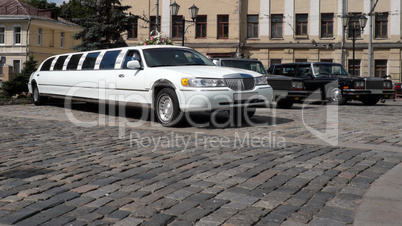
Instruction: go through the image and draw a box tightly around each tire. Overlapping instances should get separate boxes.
[327,86,348,105]
[276,99,294,109]
[155,88,184,127]
[32,84,45,106]
[361,98,380,106]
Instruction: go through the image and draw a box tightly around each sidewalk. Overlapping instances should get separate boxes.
[354,162,402,225]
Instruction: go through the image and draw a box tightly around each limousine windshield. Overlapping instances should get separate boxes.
[143,48,215,67]
[312,63,349,77]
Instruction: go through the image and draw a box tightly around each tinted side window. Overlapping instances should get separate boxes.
[67,54,83,70]
[40,57,55,71]
[82,52,100,70]
[100,50,121,69]
[273,66,282,75]
[281,65,298,77]
[53,55,68,71]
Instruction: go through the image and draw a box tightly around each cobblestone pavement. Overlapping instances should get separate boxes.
[0,100,401,225]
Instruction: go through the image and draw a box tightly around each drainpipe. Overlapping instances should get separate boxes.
[236,0,242,58]
[26,17,32,62]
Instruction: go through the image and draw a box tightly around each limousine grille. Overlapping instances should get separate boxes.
[366,80,383,89]
[225,78,255,91]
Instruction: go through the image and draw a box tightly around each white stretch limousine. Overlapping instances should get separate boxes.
[28,45,273,126]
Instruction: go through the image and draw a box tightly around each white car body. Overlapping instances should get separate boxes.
[28,45,273,125]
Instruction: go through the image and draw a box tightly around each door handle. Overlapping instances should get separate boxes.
[118,74,125,78]
[37,74,40,76]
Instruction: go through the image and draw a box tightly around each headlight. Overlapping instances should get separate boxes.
[354,81,365,89]
[255,76,267,85]
[384,81,393,89]
[183,78,226,87]
[291,81,304,90]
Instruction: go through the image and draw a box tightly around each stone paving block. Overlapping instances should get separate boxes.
[315,206,355,224]
[141,213,176,226]
[105,209,131,221]
[40,215,76,226]
[114,217,144,226]
[0,207,39,225]
[164,200,199,216]
[86,197,114,208]
[71,184,100,193]
[77,211,104,223]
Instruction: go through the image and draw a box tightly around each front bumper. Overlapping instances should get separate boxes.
[343,89,395,99]
[274,90,312,101]
[178,85,273,112]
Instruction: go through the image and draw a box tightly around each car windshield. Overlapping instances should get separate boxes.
[313,63,349,77]
[143,48,215,67]
[221,60,268,74]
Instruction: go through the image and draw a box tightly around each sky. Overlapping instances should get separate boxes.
[48,0,69,6]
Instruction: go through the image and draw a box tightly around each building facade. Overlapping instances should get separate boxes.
[0,0,81,80]
[123,0,402,82]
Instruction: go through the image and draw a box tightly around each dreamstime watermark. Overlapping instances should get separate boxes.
[129,131,286,152]
[62,80,340,146]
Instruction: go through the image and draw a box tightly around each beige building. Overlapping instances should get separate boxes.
[0,0,81,80]
[123,0,402,82]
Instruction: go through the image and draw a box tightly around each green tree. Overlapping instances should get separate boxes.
[59,0,95,24]
[1,56,38,98]
[23,0,57,9]
[71,0,136,51]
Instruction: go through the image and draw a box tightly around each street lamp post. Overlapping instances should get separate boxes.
[342,14,368,76]
[170,2,199,46]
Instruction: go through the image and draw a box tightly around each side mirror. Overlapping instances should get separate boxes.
[212,59,219,66]
[127,60,141,69]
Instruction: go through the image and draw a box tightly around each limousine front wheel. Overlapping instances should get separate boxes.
[156,88,184,126]
[32,84,45,106]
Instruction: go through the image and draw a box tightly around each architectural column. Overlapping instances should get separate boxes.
[260,0,270,37]
[390,0,401,37]
[161,0,171,37]
[284,0,294,36]
[310,0,319,37]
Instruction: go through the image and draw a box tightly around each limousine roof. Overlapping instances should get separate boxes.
[45,45,190,58]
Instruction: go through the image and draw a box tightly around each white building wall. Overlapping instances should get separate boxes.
[284,0,294,36]
[260,0,270,37]
[390,0,401,36]
[310,0,320,36]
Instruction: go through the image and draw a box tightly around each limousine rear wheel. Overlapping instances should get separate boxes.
[156,88,184,126]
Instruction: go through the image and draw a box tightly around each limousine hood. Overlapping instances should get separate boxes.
[148,65,262,78]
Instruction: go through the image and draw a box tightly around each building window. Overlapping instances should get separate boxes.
[348,14,362,39]
[172,16,183,39]
[375,60,387,78]
[375,13,388,38]
[321,59,333,62]
[0,27,4,44]
[270,59,281,66]
[127,17,138,39]
[13,60,21,73]
[247,15,259,38]
[217,15,229,39]
[196,15,207,39]
[295,59,307,62]
[38,28,42,46]
[321,13,333,38]
[60,32,65,48]
[296,14,308,36]
[271,14,283,38]
[14,26,22,44]
[348,59,361,76]
[150,16,161,34]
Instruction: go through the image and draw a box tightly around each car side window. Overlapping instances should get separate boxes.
[67,54,83,70]
[100,50,121,69]
[297,66,311,78]
[273,66,282,75]
[40,57,55,71]
[122,50,141,69]
[282,65,297,77]
[53,56,68,71]
[82,52,100,70]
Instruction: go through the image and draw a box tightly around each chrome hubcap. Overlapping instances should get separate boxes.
[331,88,342,102]
[158,95,173,122]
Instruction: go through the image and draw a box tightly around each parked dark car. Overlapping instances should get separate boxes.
[396,82,402,98]
[212,58,311,108]
[268,62,395,105]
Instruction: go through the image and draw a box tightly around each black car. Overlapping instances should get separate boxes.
[268,62,395,105]
[212,58,311,108]
[395,83,402,98]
